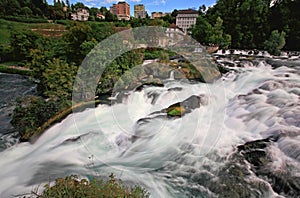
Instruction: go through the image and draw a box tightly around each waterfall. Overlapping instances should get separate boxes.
[0,59,299,197]
[169,70,175,80]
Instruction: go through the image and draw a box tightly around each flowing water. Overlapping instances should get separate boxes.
[0,73,36,152]
[0,57,299,197]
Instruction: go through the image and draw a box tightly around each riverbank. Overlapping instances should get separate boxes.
[0,64,32,76]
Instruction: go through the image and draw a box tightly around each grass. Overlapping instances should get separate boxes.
[0,19,67,44]
[0,64,32,76]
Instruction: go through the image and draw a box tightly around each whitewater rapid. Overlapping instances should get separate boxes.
[0,59,299,197]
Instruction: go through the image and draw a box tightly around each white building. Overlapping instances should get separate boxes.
[176,9,198,34]
[71,8,89,21]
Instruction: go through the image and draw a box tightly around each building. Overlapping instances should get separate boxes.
[71,8,89,21]
[96,13,105,20]
[134,4,147,18]
[151,12,166,19]
[110,2,130,21]
[176,9,198,34]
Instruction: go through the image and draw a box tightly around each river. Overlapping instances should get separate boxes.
[0,54,299,197]
[0,73,36,152]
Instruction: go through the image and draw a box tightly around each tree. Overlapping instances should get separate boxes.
[21,7,33,18]
[171,9,178,18]
[43,58,77,99]
[100,6,108,14]
[105,11,117,22]
[190,15,212,45]
[63,22,93,64]
[10,30,43,60]
[205,0,271,49]
[73,2,85,10]
[269,0,300,50]
[264,30,286,56]
[208,17,231,47]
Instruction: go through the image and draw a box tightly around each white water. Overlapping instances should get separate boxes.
[0,60,299,197]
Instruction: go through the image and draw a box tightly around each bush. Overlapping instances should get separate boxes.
[264,30,286,56]
[35,174,150,198]
[11,96,70,141]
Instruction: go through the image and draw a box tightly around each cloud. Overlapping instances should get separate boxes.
[145,0,166,6]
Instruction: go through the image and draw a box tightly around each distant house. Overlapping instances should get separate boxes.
[97,13,105,20]
[176,9,198,34]
[151,12,166,19]
[71,8,89,21]
[134,4,147,18]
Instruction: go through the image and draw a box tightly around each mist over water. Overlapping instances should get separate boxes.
[0,57,299,197]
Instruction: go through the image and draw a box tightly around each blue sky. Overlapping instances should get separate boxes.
[48,0,216,16]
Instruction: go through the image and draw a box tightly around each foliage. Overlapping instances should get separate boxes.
[159,51,169,62]
[0,65,32,76]
[205,0,271,49]
[207,17,231,47]
[0,0,47,17]
[63,22,93,64]
[190,16,231,48]
[96,49,145,95]
[167,107,185,117]
[42,58,77,99]
[269,0,300,50]
[35,174,150,198]
[1,16,49,23]
[11,95,70,141]
[10,29,44,61]
[264,30,286,55]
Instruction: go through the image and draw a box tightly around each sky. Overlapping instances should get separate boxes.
[48,0,216,16]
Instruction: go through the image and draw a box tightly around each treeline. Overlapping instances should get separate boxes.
[0,0,113,21]
[190,0,300,51]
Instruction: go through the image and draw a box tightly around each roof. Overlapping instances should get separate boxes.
[178,9,198,14]
[118,1,129,5]
[169,23,177,28]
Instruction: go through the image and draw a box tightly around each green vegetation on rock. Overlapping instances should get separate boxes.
[167,106,185,117]
[33,174,150,198]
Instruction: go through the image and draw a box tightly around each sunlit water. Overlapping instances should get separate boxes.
[0,59,299,197]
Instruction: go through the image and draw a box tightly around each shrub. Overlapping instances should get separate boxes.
[35,174,150,198]
[11,96,70,141]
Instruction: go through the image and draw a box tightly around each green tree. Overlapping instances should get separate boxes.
[264,30,286,56]
[270,0,300,50]
[63,22,93,64]
[190,15,212,45]
[171,9,179,18]
[105,11,117,22]
[21,6,33,18]
[208,17,231,48]
[206,0,271,49]
[10,30,43,61]
[43,58,77,99]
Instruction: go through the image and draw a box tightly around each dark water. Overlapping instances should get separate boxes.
[0,73,36,151]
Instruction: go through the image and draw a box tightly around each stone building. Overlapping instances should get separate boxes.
[176,9,198,34]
